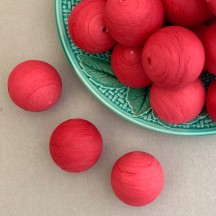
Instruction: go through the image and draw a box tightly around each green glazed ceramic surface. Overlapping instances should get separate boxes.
[55,0,216,136]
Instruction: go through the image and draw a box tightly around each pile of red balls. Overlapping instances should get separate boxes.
[68,0,216,124]
[7,0,216,208]
[7,55,164,207]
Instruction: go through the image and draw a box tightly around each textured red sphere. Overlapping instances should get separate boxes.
[8,60,62,112]
[150,80,206,124]
[162,0,212,28]
[142,26,205,88]
[50,119,103,173]
[111,151,164,207]
[68,0,116,53]
[206,81,216,122]
[111,44,152,88]
[206,0,216,16]
[105,0,164,47]
[203,23,216,75]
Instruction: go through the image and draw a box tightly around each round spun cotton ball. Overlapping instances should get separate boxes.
[105,0,164,47]
[150,80,206,124]
[142,26,205,89]
[111,44,152,88]
[68,0,116,53]
[8,60,62,112]
[162,0,212,28]
[203,23,216,75]
[206,80,216,122]
[49,119,103,173]
[111,151,164,207]
[206,0,216,16]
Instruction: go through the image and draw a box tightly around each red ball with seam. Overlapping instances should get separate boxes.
[111,151,164,207]
[206,80,216,122]
[8,60,62,112]
[203,23,216,75]
[162,0,212,28]
[150,79,206,124]
[142,26,205,89]
[105,0,164,47]
[206,0,216,16]
[111,44,152,88]
[68,0,116,53]
[49,119,103,173]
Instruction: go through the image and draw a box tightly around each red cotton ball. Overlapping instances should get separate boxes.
[142,26,205,89]
[68,0,116,53]
[105,0,164,47]
[150,79,206,124]
[206,0,216,16]
[8,60,62,112]
[206,80,216,122]
[111,151,164,207]
[49,119,103,173]
[111,44,152,88]
[162,0,212,28]
[203,23,216,75]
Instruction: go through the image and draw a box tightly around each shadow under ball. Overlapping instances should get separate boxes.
[191,24,208,42]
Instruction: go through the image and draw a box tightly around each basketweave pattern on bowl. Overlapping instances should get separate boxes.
[57,0,216,135]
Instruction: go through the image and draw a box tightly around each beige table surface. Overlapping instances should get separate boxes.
[1,1,216,216]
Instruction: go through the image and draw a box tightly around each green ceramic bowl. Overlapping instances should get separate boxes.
[55,0,216,136]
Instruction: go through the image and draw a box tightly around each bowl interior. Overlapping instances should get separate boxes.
[55,0,216,136]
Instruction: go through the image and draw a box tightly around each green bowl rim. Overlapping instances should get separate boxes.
[55,0,216,136]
